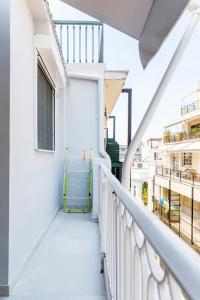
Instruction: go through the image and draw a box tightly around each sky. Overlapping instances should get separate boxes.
[49,0,200,145]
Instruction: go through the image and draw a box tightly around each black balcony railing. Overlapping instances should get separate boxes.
[156,165,200,187]
[152,196,200,253]
[163,129,200,143]
[54,20,104,63]
[181,99,200,116]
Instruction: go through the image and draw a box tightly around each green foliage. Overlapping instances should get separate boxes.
[142,182,148,206]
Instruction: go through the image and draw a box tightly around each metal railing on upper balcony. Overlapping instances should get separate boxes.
[99,163,200,300]
[54,20,104,63]
[156,165,200,187]
[163,128,200,143]
[181,99,200,116]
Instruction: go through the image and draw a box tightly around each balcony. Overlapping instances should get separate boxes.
[156,165,200,187]
[163,129,200,144]
[54,20,104,63]
[6,212,106,299]
[4,163,200,300]
[181,99,200,116]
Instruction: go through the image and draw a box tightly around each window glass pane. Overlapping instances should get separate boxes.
[183,152,192,166]
[37,64,55,150]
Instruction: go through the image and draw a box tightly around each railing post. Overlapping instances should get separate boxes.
[191,187,194,245]
[99,24,104,63]
[169,182,171,227]
[73,25,75,63]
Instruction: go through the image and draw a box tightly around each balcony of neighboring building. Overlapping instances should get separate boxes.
[155,161,200,187]
[152,186,200,254]
[162,84,200,145]
[163,113,200,145]
[156,165,200,187]
[181,84,200,116]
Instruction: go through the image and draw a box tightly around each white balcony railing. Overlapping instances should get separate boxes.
[54,20,104,63]
[99,163,200,300]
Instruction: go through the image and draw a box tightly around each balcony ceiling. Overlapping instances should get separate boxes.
[61,0,189,67]
[104,71,128,118]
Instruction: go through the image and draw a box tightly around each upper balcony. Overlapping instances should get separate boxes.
[54,20,104,63]
[163,128,200,144]
[181,89,200,116]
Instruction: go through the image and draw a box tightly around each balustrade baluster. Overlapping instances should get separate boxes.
[60,25,63,48]
[73,25,75,62]
[67,25,69,63]
[92,25,94,63]
[79,25,81,62]
[85,26,88,63]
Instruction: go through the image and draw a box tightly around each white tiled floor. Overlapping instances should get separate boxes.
[4,212,106,300]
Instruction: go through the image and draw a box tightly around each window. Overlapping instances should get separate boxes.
[37,63,55,150]
[183,152,192,166]
[191,123,200,130]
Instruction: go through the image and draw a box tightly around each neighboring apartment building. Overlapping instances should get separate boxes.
[131,138,162,206]
[150,83,200,252]
[119,143,143,162]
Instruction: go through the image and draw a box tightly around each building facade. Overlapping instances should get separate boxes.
[131,138,162,207]
[150,84,200,252]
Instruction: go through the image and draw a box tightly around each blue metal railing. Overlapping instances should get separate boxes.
[54,20,104,63]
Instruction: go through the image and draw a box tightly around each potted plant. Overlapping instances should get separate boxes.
[176,131,184,142]
[163,129,171,143]
[142,182,148,206]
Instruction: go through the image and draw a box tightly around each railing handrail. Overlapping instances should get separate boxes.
[164,129,200,134]
[100,163,200,300]
[163,129,200,144]
[54,20,103,26]
[156,165,200,186]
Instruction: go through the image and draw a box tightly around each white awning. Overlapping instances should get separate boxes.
[61,0,189,67]
[169,142,191,152]
[159,141,200,153]
[184,141,200,151]
[158,144,174,152]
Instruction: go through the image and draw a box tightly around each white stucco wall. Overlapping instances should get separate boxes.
[65,75,104,219]
[9,0,65,285]
[65,78,99,158]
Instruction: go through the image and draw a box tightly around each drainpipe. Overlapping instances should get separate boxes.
[67,72,111,167]
[122,3,200,189]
